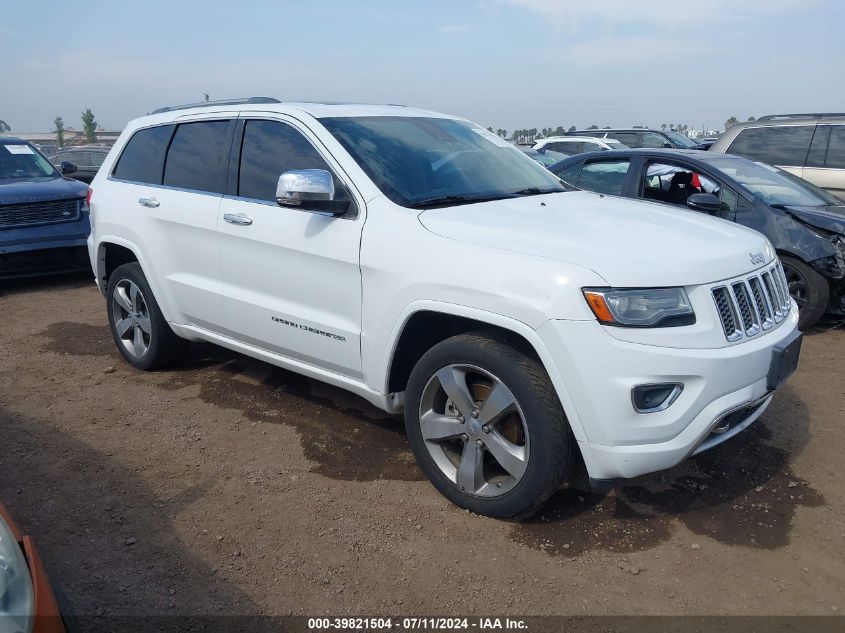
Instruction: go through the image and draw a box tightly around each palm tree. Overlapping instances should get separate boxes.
[661,123,667,130]
[724,116,739,130]
[0,120,10,133]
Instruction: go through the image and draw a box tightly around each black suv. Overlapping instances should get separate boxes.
[569,128,703,150]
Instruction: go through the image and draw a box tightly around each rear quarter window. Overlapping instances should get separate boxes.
[726,125,814,167]
[113,124,175,184]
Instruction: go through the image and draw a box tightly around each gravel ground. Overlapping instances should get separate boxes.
[1,274,843,620]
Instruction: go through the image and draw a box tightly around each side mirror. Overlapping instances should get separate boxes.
[275,169,349,216]
[686,192,722,214]
[60,161,77,175]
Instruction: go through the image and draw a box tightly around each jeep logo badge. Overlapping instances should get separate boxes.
[749,252,765,265]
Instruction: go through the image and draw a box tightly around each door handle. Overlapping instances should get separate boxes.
[138,197,160,208]
[223,212,253,226]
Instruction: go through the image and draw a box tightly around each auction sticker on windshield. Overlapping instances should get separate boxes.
[4,144,34,154]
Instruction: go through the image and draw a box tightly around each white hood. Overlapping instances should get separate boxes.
[418,191,774,287]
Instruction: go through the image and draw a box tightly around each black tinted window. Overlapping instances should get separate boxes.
[163,120,233,193]
[806,126,830,168]
[727,125,814,167]
[238,120,338,201]
[640,133,668,148]
[825,125,845,169]
[578,160,630,195]
[113,125,174,184]
[609,132,639,147]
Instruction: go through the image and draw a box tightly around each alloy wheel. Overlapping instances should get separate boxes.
[111,279,152,358]
[418,364,530,497]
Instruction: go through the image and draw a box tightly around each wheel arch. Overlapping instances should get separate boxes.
[381,302,588,443]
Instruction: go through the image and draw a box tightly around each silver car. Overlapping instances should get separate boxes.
[710,113,845,201]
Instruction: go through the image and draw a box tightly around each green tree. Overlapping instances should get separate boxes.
[203,93,210,102]
[487,126,494,132]
[747,116,756,122]
[588,124,598,129]
[568,125,576,133]
[661,123,667,130]
[724,116,739,130]
[54,116,65,148]
[0,119,10,132]
[81,109,97,143]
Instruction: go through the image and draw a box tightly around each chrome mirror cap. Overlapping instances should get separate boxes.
[276,169,335,206]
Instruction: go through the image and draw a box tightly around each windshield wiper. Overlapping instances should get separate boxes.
[407,194,514,209]
[510,187,565,196]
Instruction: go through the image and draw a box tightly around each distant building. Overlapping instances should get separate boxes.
[11,127,122,147]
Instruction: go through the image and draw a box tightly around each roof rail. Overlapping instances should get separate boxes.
[757,113,845,121]
[149,97,281,115]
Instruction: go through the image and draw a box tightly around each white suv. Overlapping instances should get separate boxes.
[533,135,628,154]
[87,98,802,518]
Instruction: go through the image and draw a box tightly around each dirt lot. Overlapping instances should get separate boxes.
[1,274,844,620]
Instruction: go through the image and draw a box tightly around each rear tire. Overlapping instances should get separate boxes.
[781,255,829,330]
[404,331,574,518]
[106,262,187,370]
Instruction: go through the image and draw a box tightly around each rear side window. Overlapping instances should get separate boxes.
[825,125,845,169]
[545,141,573,153]
[726,125,814,167]
[163,120,233,194]
[113,124,174,184]
[238,119,342,202]
[577,160,630,195]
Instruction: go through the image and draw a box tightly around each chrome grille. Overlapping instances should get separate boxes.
[712,262,791,342]
[0,198,81,228]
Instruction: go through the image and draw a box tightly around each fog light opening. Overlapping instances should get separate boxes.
[631,383,684,414]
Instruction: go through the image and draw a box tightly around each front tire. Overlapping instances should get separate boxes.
[781,255,829,330]
[106,262,186,370]
[404,331,574,518]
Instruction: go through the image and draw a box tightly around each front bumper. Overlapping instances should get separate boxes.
[538,305,800,481]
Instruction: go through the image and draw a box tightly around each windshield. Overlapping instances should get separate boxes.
[0,143,57,180]
[663,130,699,148]
[710,156,840,207]
[321,116,567,207]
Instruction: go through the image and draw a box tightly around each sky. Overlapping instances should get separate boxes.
[1,0,843,134]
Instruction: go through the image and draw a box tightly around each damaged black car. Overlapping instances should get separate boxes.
[549,149,845,329]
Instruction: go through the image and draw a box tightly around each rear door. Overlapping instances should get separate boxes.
[109,115,236,328]
[803,125,845,200]
[216,115,365,379]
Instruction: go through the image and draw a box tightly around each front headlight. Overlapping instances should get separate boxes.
[583,287,695,327]
[0,517,34,633]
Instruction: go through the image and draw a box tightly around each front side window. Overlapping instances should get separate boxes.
[639,162,720,207]
[641,133,669,148]
[726,125,814,167]
[238,119,348,203]
[113,124,175,184]
[577,160,631,195]
[0,142,56,180]
[555,161,583,187]
[608,132,639,147]
[321,116,566,208]
[163,120,233,194]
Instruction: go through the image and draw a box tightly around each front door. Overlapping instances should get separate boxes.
[216,117,365,379]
